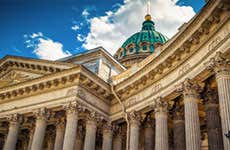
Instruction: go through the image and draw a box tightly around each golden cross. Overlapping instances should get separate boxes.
[147,0,151,14]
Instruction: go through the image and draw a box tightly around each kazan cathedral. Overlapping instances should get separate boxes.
[0,0,229,150]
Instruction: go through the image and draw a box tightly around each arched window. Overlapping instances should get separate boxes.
[129,47,134,53]
[119,51,123,57]
[142,45,148,51]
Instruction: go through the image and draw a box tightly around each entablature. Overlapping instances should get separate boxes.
[0,65,112,104]
[0,55,76,79]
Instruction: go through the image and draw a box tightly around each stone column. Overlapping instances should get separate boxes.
[31,108,50,150]
[207,52,230,150]
[203,86,224,150]
[47,133,55,150]
[128,111,141,150]
[63,102,79,150]
[102,123,113,150]
[180,78,201,150]
[112,126,122,150]
[27,126,34,150]
[144,116,154,150]
[84,112,98,150]
[75,125,84,150]
[54,119,65,150]
[3,114,22,150]
[173,102,185,150]
[154,97,169,150]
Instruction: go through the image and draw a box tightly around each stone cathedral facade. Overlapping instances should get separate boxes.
[0,0,229,150]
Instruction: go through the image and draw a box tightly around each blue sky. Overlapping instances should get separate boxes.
[0,0,205,60]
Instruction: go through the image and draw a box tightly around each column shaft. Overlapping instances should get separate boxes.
[184,97,201,150]
[155,112,169,150]
[84,120,97,150]
[113,135,122,150]
[205,103,224,150]
[3,121,20,150]
[54,125,65,150]
[75,138,83,150]
[102,128,112,150]
[144,126,154,150]
[129,123,139,150]
[63,113,78,150]
[216,75,230,150]
[31,119,47,150]
[27,129,34,150]
[173,120,185,150]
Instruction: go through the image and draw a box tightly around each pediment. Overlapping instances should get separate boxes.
[0,70,42,88]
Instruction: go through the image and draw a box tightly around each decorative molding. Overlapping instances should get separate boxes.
[206,52,230,75]
[33,107,50,121]
[128,111,141,125]
[6,113,22,124]
[154,97,168,113]
[177,78,203,98]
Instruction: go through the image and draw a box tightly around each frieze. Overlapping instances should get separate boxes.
[124,82,162,107]
[208,36,222,51]
[152,83,162,94]
[178,63,191,76]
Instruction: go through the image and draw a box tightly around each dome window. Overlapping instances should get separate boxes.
[142,45,148,51]
[119,51,123,57]
[129,47,135,53]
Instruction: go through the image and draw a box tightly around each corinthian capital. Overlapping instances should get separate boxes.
[154,97,168,113]
[63,101,85,115]
[7,113,22,124]
[173,102,184,121]
[206,52,230,74]
[203,86,218,105]
[128,111,141,125]
[178,78,202,97]
[33,107,50,121]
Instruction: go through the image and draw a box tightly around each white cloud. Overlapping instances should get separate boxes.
[33,38,71,60]
[77,34,86,42]
[82,0,195,54]
[31,32,43,38]
[82,9,90,18]
[25,33,71,60]
[71,25,80,31]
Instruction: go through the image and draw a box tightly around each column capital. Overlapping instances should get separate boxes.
[86,111,102,125]
[63,101,84,115]
[113,125,123,137]
[173,103,184,122]
[144,115,154,128]
[178,78,203,99]
[128,111,141,125]
[33,107,50,121]
[206,52,230,75]
[154,97,168,114]
[6,113,22,125]
[103,122,113,133]
[203,86,218,105]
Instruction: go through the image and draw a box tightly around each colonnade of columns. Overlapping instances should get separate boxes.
[1,52,229,150]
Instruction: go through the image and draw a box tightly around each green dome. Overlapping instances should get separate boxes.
[121,18,168,54]
[115,14,168,68]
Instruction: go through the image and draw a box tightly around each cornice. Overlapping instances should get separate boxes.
[113,0,226,95]
[0,55,75,68]
[0,56,76,78]
[0,65,111,103]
